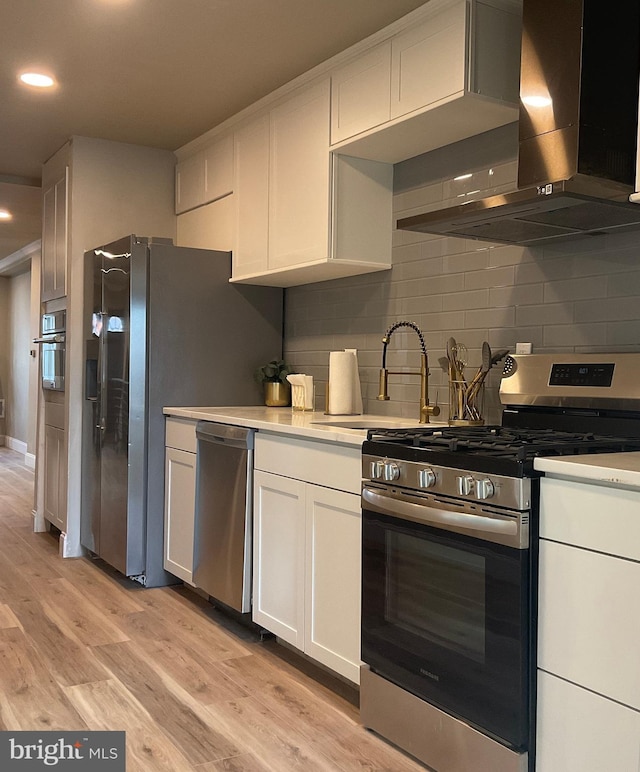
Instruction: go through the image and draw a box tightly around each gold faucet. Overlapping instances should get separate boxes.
[378,321,440,424]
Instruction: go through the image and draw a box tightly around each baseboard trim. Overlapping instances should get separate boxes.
[6,436,28,456]
[25,452,36,470]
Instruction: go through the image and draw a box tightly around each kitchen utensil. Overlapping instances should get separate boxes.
[490,348,509,367]
[466,342,491,419]
[446,337,458,378]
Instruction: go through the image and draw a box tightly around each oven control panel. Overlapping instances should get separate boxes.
[364,455,531,511]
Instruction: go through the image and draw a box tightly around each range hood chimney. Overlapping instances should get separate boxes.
[397,0,640,245]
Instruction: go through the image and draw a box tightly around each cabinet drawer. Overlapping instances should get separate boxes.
[165,417,197,452]
[45,401,65,430]
[254,433,361,494]
[540,477,640,561]
[536,671,640,772]
[538,539,640,711]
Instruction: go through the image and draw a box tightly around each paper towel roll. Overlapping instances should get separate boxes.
[328,351,356,415]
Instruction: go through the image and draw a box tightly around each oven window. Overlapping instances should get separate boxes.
[41,343,64,389]
[387,533,486,662]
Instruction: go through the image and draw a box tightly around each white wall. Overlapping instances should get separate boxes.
[7,270,31,447]
[0,277,8,443]
[61,136,176,554]
[28,248,41,460]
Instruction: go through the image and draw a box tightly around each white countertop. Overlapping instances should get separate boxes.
[534,452,640,490]
[163,405,445,447]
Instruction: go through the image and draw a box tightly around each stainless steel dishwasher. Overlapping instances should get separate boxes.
[194,422,254,613]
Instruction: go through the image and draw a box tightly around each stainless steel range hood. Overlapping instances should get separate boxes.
[397,0,640,245]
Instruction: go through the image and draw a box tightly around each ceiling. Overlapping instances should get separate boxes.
[0,0,428,265]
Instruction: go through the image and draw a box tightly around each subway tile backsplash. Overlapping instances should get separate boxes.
[284,128,640,424]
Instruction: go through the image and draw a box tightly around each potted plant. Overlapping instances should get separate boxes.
[254,359,293,406]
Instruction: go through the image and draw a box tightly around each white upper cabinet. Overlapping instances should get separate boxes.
[233,113,270,277]
[331,43,392,144]
[268,81,331,270]
[175,134,233,214]
[203,134,233,202]
[231,79,392,287]
[175,151,205,214]
[390,0,467,120]
[42,149,69,301]
[330,0,522,163]
[174,0,521,285]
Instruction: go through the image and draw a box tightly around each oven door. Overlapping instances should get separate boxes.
[361,483,531,751]
[38,336,65,391]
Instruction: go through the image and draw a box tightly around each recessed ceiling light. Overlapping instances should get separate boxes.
[19,72,55,88]
[0,210,13,221]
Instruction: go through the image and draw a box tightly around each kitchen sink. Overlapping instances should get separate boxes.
[310,419,418,429]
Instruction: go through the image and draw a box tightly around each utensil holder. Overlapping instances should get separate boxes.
[448,377,484,426]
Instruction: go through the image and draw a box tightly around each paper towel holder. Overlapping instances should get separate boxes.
[378,321,440,424]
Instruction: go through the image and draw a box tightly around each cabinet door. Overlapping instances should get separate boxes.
[536,671,640,772]
[44,424,66,530]
[204,135,233,203]
[163,447,197,584]
[268,80,331,269]
[390,0,467,119]
[252,470,305,648]
[42,185,56,299]
[331,43,392,144]
[42,172,68,301]
[175,151,206,214]
[233,115,270,278]
[304,485,362,683]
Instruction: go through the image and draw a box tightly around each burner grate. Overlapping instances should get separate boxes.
[366,425,640,463]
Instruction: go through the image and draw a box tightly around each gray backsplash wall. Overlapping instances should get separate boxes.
[283,125,640,424]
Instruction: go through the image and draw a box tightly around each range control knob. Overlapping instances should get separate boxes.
[475,478,495,500]
[369,460,384,480]
[456,475,474,496]
[418,468,436,489]
[383,462,400,482]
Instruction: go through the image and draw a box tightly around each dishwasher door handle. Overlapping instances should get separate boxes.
[196,421,254,450]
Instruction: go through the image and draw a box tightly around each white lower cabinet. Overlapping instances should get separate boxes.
[303,484,362,682]
[252,433,362,683]
[536,476,640,771]
[44,424,67,530]
[253,471,306,647]
[164,418,197,584]
[536,671,640,772]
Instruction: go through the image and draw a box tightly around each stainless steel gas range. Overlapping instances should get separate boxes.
[359,353,640,772]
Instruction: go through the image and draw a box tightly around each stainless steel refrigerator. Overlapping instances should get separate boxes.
[81,235,283,587]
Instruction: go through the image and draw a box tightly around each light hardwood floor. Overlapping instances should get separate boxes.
[0,447,425,771]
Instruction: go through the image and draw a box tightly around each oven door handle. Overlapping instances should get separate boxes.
[362,486,526,547]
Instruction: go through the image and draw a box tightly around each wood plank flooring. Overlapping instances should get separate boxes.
[0,447,425,771]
